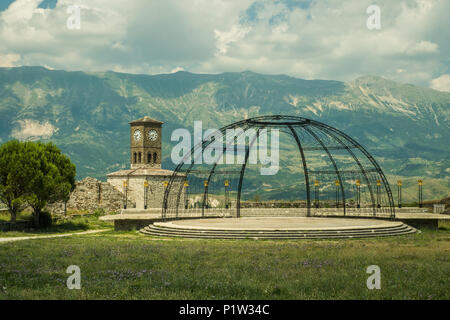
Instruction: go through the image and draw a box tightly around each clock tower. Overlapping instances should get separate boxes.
[107,115,185,211]
[129,116,163,169]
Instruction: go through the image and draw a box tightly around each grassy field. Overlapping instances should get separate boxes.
[0,220,448,300]
[0,212,113,237]
[0,210,33,222]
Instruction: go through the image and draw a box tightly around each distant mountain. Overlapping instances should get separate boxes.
[0,66,448,201]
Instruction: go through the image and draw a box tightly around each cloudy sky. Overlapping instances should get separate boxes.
[0,0,449,91]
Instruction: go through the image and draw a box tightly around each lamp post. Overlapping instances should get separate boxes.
[123,181,128,209]
[418,180,423,208]
[356,179,361,208]
[163,181,168,210]
[335,180,340,208]
[224,180,230,209]
[376,180,381,208]
[397,180,402,208]
[204,180,209,210]
[184,180,189,209]
[314,180,319,208]
[143,180,148,209]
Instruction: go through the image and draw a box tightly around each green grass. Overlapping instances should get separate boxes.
[0,215,113,238]
[0,211,33,222]
[0,222,449,299]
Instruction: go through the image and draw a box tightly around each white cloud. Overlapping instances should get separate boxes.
[430,74,450,92]
[1,0,43,23]
[169,66,185,73]
[405,40,438,55]
[11,119,58,140]
[0,0,448,88]
[214,25,251,55]
[0,53,20,67]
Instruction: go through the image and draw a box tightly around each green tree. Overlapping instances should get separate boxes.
[26,142,76,228]
[0,140,76,227]
[0,140,35,222]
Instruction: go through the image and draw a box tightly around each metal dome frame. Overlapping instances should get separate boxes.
[162,115,395,220]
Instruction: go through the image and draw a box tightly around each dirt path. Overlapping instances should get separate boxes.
[0,229,110,243]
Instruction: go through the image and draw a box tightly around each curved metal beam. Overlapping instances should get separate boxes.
[163,115,395,220]
[236,128,260,218]
[316,125,376,216]
[315,124,395,218]
[202,163,217,217]
[288,125,311,217]
[303,125,346,216]
[163,120,256,218]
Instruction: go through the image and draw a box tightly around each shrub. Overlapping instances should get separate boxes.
[38,211,53,228]
[92,208,105,218]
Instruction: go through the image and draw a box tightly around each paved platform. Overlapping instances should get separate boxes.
[101,209,449,231]
[159,217,402,231]
[100,212,230,231]
[141,217,418,239]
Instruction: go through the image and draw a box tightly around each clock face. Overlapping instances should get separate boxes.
[148,129,158,141]
[133,129,142,141]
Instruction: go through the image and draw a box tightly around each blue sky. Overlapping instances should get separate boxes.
[0,0,448,91]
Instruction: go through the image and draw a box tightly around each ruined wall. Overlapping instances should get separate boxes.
[47,177,133,215]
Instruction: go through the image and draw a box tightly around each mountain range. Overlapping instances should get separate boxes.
[0,66,448,202]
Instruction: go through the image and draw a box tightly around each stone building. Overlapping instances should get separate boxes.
[48,116,183,215]
[107,116,184,210]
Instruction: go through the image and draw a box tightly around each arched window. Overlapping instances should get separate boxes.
[153,152,157,163]
[147,152,151,163]
[138,152,142,163]
[133,152,137,163]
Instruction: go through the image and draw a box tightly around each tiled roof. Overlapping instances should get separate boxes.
[129,116,163,125]
[107,168,185,177]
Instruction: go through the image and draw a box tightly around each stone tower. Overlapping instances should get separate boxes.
[130,116,163,169]
[107,116,185,210]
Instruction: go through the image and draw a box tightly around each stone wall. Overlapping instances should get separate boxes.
[114,219,158,231]
[108,175,185,209]
[240,200,357,208]
[433,204,446,214]
[47,177,133,215]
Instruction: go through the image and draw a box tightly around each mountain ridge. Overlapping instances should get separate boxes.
[0,66,448,201]
[5,66,449,94]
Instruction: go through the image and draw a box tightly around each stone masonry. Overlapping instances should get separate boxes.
[107,168,185,209]
[47,177,132,215]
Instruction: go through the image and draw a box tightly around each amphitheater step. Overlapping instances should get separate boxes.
[139,222,417,240]
[143,224,411,235]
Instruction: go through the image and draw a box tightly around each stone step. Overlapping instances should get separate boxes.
[144,223,411,235]
[140,228,417,240]
[142,229,412,238]
[140,224,417,239]
[141,230,416,239]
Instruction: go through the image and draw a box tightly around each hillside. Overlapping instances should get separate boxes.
[0,66,448,201]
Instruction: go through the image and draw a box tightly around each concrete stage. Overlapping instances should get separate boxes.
[152,217,411,230]
[100,208,449,233]
[139,217,418,239]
